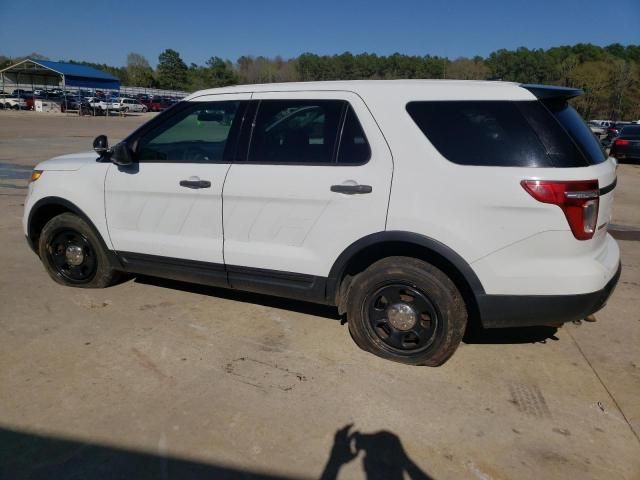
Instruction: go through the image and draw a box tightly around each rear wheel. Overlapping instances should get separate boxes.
[142,106,148,113]
[38,213,119,288]
[346,257,467,366]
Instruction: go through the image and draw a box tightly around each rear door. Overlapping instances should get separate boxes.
[105,94,249,270]
[222,91,393,281]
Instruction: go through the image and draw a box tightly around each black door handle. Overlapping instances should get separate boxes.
[180,180,211,189]
[330,184,372,194]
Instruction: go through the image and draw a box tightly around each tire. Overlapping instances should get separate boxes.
[38,212,119,288]
[122,107,129,113]
[142,107,147,113]
[346,257,467,366]
[12,104,19,110]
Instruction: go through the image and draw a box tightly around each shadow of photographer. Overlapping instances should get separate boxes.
[320,424,432,480]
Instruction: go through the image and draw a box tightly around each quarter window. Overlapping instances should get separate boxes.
[406,100,600,167]
[407,101,550,167]
[136,101,242,163]
[337,106,371,164]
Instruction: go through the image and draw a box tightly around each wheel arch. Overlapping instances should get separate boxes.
[27,197,114,261]
[326,231,485,319]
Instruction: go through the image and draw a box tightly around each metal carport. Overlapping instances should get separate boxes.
[1,58,120,96]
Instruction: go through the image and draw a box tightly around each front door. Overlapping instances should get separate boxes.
[222,91,393,280]
[105,93,249,271]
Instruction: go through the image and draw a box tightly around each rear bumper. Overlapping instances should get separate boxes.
[477,262,621,328]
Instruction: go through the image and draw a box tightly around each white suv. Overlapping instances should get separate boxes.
[23,80,621,366]
[119,98,147,113]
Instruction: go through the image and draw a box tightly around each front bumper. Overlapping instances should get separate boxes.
[477,262,621,328]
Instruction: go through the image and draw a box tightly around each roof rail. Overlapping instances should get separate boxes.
[521,84,583,100]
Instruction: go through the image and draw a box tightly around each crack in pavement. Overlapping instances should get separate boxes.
[567,328,640,447]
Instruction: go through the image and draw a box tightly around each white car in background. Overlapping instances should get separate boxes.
[3,97,28,110]
[87,97,120,112]
[118,98,147,113]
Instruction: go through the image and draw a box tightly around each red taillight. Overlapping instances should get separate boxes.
[521,180,599,240]
[614,139,630,146]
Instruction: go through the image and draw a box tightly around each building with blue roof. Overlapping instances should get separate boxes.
[1,58,120,92]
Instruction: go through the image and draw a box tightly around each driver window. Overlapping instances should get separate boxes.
[137,101,241,163]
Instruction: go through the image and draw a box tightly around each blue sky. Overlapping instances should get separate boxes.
[1,0,638,66]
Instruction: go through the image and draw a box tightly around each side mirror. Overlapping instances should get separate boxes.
[110,142,133,166]
[93,135,108,154]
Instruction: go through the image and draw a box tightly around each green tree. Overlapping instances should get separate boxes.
[205,56,238,87]
[157,49,187,90]
[570,61,613,119]
[126,53,155,87]
[447,57,490,80]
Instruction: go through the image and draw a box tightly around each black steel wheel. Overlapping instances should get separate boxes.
[38,212,119,288]
[346,256,467,366]
[366,284,439,353]
[46,229,97,283]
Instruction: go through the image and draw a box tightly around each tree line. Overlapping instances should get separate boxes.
[2,43,639,120]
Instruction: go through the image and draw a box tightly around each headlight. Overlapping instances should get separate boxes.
[30,170,43,182]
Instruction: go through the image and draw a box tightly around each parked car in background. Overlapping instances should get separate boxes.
[23,80,620,366]
[149,96,173,112]
[3,96,28,110]
[136,95,153,110]
[119,98,148,113]
[12,89,33,97]
[606,124,622,138]
[22,93,35,110]
[87,97,120,114]
[149,96,162,111]
[61,97,90,114]
[610,125,640,161]
[601,122,627,147]
[588,121,608,138]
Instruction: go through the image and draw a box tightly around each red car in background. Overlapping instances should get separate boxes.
[136,94,153,110]
[149,96,170,112]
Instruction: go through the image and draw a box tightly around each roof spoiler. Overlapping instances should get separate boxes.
[521,84,583,100]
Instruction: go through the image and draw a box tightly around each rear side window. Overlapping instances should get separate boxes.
[248,100,344,164]
[406,101,601,167]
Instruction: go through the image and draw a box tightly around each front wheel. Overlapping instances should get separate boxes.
[38,213,119,288]
[346,257,467,366]
[142,106,148,112]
